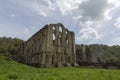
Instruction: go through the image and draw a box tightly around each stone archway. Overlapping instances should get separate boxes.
[52,55,55,64]
[68,56,71,63]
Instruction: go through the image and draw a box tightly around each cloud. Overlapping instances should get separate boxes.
[0,0,120,45]
[9,0,51,17]
[55,0,83,15]
[9,0,84,16]
[79,27,99,40]
[108,0,120,10]
[38,9,47,17]
[73,0,117,43]
[103,9,112,21]
[79,20,94,27]
[73,16,83,20]
[114,17,120,28]
[78,0,111,21]
[72,0,114,30]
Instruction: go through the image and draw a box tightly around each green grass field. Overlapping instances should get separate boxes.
[0,56,120,80]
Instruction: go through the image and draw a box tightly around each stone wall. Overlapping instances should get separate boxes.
[18,23,77,67]
[76,44,91,63]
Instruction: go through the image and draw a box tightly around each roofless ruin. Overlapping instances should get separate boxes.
[18,23,78,67]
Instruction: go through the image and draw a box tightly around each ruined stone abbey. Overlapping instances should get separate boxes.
[18,23,77,67]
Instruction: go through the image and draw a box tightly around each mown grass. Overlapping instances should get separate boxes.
[0,56,120,80]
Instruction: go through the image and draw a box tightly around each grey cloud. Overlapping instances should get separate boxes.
[73,0,114,43]
[79,27,99,40]
[79,0,110,21]
[0,0,120,45]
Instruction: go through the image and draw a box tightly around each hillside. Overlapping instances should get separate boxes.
[0,37,24,56]
[0,56,120,80]
[0,37,120,67]
[76,44,120,67]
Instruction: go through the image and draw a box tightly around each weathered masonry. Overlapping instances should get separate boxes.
[18,23,77,67]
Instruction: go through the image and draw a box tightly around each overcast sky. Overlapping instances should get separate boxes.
[0,0,120,45]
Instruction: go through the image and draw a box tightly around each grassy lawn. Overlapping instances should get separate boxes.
[0,56,120,80]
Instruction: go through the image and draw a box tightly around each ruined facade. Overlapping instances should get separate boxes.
[76,45,91,63]
[18,23,77,67]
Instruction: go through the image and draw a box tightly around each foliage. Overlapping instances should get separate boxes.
[76,44,120,63]
[0,37,24,56]
[0,56,120,80]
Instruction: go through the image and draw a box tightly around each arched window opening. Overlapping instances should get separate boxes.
[52,55,55,64]
[46,55,49,63]
[59,35,62,39]
[68,56,71,63]
[53,34,55,40]
[65,31,68,34]
[59,26,62,32]
[52,26,55,30]
[61,56,63,62]
[66,40,68,44]
[59,35,62,45]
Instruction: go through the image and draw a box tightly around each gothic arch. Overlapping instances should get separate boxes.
[52,55,55,64]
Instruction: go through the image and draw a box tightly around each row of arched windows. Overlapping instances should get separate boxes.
[52,33,69,44]
[52,26,69,45]
[52,26,68,34]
